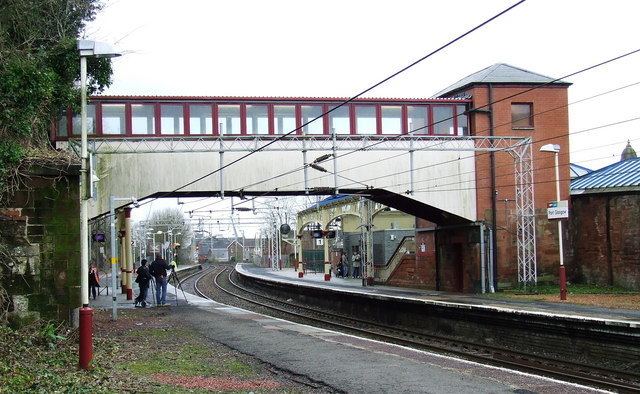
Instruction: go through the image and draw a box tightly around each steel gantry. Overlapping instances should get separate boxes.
[76,134,537,286]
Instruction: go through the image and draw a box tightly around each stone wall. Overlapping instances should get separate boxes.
[0,164,80,322]
[570,192,640,290]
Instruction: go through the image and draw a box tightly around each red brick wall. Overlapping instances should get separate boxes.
[413,218,437,288]
[465,84,570,286]
[413,218,482,292]
[570,193,640,290]
[386,254,424,287]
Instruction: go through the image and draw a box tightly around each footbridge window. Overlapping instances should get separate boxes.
[246,104,269,135]
[132,104,155,135]
[57,111,68,137]
[274,105,296,134]
[102,104,126,135]
[355,105,377,135]
[381,105,402,134]
[218,105,241,135]
[161,105,184,135]
[71,104,96,135]
[433,106,454,135]
[456,105,468,135]
[301,105,324,135]
[407,105,429,134]
[189,105,213,134]
[329,105,350,134]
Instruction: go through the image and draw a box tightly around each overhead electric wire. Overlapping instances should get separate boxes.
[136,0,527,209]
[224,78,640,194]
[134,71,640,225]
[351,116,640,192]
[368,135,640,193]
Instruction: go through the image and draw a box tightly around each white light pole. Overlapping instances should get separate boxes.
[540,143,567,300]
[78,40,121,370]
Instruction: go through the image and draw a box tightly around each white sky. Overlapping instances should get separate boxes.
[86,0,640,231]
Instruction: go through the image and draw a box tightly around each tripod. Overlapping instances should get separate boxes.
[168,269,188,306]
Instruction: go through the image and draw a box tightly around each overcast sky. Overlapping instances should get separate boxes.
[86,0,640,228]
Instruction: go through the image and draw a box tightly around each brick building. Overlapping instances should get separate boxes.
[411,64,572,291]
[570,143,640,290]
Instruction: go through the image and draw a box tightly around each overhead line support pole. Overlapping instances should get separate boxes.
[302,137,309,193]
[219,137,224,198]
[332,130,338,195]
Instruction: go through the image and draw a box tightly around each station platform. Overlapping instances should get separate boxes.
[236,264,640,328]
[89,265,209,310]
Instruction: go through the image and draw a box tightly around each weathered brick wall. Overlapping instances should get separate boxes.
[570,193,640,290]
[0,165,80,322]
[413,218,482,292]
[386,254,421,287]
[464,84,570,287]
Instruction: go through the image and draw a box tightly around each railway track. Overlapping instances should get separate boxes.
[192,265,640,393]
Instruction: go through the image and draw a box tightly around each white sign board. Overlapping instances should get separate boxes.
[547,200,569,219]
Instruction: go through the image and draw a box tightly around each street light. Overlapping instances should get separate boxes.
[78,40,121,370]
[539,143,567,300]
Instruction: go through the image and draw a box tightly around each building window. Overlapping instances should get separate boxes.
[381,105,401,134]
[433,106,454,135]
[132,104,155,135]
[102,104,126,135]
[407,105,428,134]
[71,104,96,135]
[246,104,269,135]
[189,105,212,134]
[511,103,533,129]
[160,105,184,134]
[456,105,468,135]
[329,105,350,134]
[274,105,296,134]
[301,105,324,134]
[218,105,241,135]
[355,105,376,135]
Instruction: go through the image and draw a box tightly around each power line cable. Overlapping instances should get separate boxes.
[227,79,640,193]
[136,0,527,209]
[350,116,640,191]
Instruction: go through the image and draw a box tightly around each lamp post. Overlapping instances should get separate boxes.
[539,143,567,300]
[78,40,121,370]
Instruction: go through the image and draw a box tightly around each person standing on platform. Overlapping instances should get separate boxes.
[149,254,171,306]
[340,253,348,278]
[352,251,361,279]
[134,259,152,307]
[88,262,100,300]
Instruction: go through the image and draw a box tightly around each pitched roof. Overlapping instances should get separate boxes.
[571,157,640,194]
[434,63,570,98]
[570,163,592,179]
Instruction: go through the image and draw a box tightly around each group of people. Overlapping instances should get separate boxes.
[135,254,175,307]
[336,251,361,278]
[88,254,176,307]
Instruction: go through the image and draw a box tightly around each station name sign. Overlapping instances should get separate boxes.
[547,200,569,219]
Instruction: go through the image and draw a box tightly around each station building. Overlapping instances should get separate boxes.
[53,63,573,292]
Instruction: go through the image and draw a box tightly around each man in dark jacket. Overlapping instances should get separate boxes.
[134,259,153,307]
[149,254,172,306]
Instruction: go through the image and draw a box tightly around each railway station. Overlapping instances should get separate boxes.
[3,1,640,391]
[53,63,575,295]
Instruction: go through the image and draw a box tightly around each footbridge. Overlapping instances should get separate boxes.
[54,95,537,283]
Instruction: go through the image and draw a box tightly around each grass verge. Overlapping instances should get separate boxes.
[0,309,310,393]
